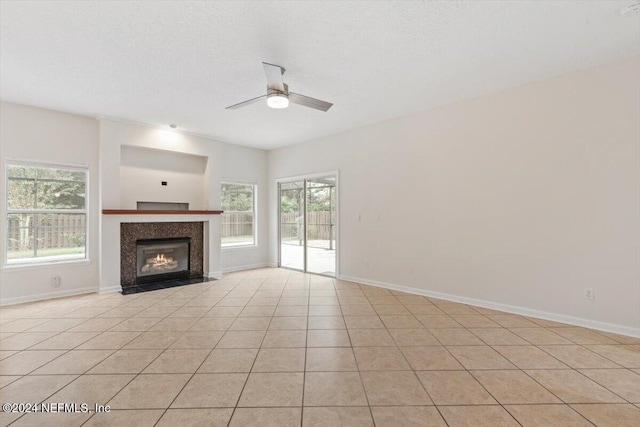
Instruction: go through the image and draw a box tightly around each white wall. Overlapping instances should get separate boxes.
[220,143,269,272]
[99,120,222,211]
[99,119,223,282]
[0,109,270,303]
[119,145,208,209]
[3,57,637,336]
[268,57,640,335]
[99,119,269,278]
[0,101,100,304]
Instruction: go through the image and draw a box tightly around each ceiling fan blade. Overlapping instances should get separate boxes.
[262,62,285,91]
[289,92,333,112]
[225,95,266,110]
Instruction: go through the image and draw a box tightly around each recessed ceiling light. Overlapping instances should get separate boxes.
[620,2,640,15]
[169,124,178,129]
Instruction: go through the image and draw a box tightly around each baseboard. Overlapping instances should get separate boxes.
[338,274,640,338]
[221,263,270,274]
[206,271,224,279]
[0,286,98,306]
[98,285,122,294]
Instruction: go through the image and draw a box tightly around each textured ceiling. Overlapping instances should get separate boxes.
[1,1,638,149]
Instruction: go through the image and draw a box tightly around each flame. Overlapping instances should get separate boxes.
[153,253,173,264]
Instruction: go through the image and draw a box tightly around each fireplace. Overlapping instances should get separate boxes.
[136,237,190,284]
[119,222,204,294]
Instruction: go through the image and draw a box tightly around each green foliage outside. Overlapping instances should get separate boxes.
[221,183,255,245]
[280,185,335,213]
[221,183,254,212]
[8,165,86,210]
[280,182,336,243]
[7,165,86,257]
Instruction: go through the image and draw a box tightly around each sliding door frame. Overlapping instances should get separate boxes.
[276,170,339,277]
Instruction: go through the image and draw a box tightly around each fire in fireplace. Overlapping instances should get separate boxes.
[136,237,190,283]
[141,253,178,274]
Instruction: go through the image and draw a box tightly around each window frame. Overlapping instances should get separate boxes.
[3,159,90,267]
[220,180,257,249]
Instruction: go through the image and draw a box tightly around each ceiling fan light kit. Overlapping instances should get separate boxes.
[226,62,333,112]
[266,84,290,109]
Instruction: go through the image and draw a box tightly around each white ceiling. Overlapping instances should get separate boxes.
[1,1,638,150]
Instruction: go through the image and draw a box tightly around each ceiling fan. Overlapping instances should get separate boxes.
[226,62,333,112]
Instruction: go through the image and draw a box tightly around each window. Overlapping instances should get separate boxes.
[6,161,88,265]
[221,182,256,247]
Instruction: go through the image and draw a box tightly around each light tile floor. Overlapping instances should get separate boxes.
[0,268,639,427]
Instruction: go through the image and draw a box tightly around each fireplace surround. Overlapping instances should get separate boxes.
[120,222,204,292]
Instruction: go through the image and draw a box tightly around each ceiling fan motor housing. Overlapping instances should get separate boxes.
[267,83,289,98]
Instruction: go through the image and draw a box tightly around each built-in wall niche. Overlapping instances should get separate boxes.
[120,145,208,210]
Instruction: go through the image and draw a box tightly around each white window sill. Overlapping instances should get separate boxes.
[2,258,91,272]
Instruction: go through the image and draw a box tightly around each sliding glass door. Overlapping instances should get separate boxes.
[305,177,336,275]
[279,181,305,271]
[278,174,337,276]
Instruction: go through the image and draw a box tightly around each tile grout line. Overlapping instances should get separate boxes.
[6,290,196,426]
[2,269,639,427]
[398,301,462,425]
[82,280,232,426]
[300,272,311,427]
[368,289,526,427]
[431,312,556,426]
[106,278,230,424]
[530,344,636,405]
[354,284,385,427]
[224,270,286,427]
[372,292,454,427]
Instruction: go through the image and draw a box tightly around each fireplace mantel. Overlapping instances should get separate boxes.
[103,209,223,215]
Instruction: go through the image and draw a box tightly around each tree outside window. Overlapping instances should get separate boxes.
[221,182,256,247]
[6,162,88,264]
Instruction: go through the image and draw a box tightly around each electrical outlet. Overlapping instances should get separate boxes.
[364,260,370,268]
[51,276,61,288]
[584,288,594,300]
[408,265,414,275]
